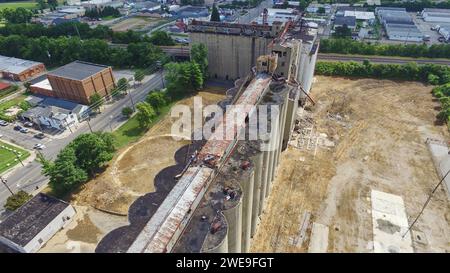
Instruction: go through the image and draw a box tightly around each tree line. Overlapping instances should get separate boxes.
[315,61,450,84]
[84,6,121,19]
[0,34,168,68]
[320,39,450,59]
[0,21,175,45]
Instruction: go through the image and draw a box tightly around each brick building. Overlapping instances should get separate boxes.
[39,61,116,105]
[0,55,46,82]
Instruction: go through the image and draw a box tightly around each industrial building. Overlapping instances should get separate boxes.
[253,8,300,25]
[377,7,423,42]
[187,19,319,94]
[0,193,75,253]
[0,55,46,82]
[31,61,116,105]
[95,18,318,253]
[421,8,450,23]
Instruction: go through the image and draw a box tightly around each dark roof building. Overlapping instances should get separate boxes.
[41,60,116,105]
[0,193,76,253]
[48,61,110,81]
[334,16,357,29]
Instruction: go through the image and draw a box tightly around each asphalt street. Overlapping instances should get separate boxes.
[0,72,165,213]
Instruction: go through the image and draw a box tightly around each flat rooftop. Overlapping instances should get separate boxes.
[0,193,71,247]
[0,55,43,75]
[48,60,110,81]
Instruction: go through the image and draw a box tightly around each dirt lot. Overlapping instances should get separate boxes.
[251,76,450,253]
[40,87,226,252]
[111,17,165,32]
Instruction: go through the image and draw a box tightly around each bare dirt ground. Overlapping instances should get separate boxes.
[40,87,226,252]
[251,76,450,253]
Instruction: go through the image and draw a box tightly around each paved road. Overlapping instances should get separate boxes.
[0,72,165,212]
[318,53,450,66]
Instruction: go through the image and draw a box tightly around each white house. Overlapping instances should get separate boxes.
[22,96,88,131]
[0,193,75,253]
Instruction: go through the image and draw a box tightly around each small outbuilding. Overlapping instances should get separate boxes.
[0,193,76,253]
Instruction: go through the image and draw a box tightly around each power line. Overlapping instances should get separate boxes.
[402,167,450,238]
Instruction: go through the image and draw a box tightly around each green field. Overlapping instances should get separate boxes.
[0,1,37,10]
[0,140,30,174]
[113,101,176,148]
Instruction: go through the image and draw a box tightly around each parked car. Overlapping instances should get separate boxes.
[19,128,29,133]
[0,120,8,126]
[34,133,45,139]
[33,143,46,150]
[23,121,33,127]
[14,125,22,131]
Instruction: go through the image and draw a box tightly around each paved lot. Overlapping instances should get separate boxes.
[411,13,442,45]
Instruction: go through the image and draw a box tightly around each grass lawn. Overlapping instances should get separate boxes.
[0,94,28,121]
[0,1,36,10]
[0,140,30,174]
[113,101,177,148]
[0,95,27,112]
[0,85,19,100]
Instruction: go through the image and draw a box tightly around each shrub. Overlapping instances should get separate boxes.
[4,190,32,211]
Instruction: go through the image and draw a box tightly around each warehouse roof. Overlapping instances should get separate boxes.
[0,55,43,75]
[423,8,450,14]
[0,193,71,247]
[48,60,110,81]
[334,15,356,27]
[344,10,375,20]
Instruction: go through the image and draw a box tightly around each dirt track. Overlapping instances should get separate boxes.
[251,76,450,253]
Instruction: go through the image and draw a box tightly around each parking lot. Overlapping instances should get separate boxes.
[411,13,443,44]
[0,120,52,152]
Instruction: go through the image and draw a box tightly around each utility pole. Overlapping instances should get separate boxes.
[0,176,14,196]
[128,90,136,111]
[14,151,24,167]
[87,117,93,133]
[402,168,450,238]
[109,115,114,132]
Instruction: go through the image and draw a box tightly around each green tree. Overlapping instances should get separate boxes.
[134,69,145,84]
[69,132,116,175]
[24,82,32,94]
[189,62,204,90]
[41,146,88,196]
[1,8,33,24]
[89,93,103,113]
[146,91,167,112]
[4,190,32,211]
[428,74,440,85]
[191,43,208,79]
[122,106,133,118]
[317,7,326,14]
[211,4,220,22]
[136,101,156,128]
[148,31,175,46]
